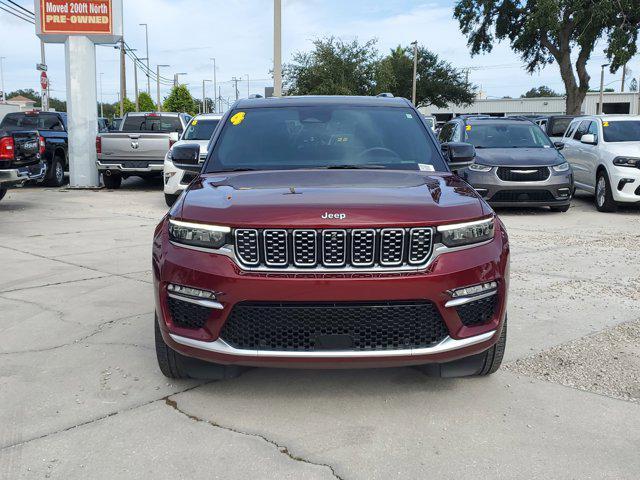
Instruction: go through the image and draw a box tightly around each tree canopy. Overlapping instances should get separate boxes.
[283,37,475,107]
[454,0,640,114]
[521,85,562,98]
[138,92,156,111]
[163,85,197,115]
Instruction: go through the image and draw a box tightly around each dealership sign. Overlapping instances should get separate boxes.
[35,0,122,43]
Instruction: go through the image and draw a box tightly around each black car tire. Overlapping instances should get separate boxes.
[0,187,7,202]
[45,156,66,187]
[418,316,507,378]
[103,173,122,190]
[155,315,245,380]
[550,204,570,213]
[165,193,179,208]
[595,170,618,212]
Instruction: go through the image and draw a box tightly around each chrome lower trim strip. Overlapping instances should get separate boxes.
[444,289,498,308]
[169,330,496,358]
[167,292,224,310]
[96,161,164,172]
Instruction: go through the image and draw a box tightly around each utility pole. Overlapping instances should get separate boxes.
[119,38,127,117]
[99,72,104,117]
[210,58,217,113]
[273,0,282,96]
[133,57,139,111]
[0,57,5,103]
[621,63,627,92]
[246,74,250,98]
[157,64,169,112]
[218,86,222,113]
[40,41,49,111]
[599,63,609,115]
[411,41,418,106]
[202,79,212,114]
[232,77,240,101]
[139,23,151,94]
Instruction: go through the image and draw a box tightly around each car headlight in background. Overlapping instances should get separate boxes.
[468,163,492,172]
[552,162,570,172]
[168,219,230,249]
[438,217,495,247]
[613,157,640,168]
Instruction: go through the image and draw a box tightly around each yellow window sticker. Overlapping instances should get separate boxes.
[230,112,246,126]
[191,119,198,126]
[466,125,472,131]
[603,121,609,127]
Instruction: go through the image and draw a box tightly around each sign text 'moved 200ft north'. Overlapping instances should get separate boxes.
[40,0,113,35]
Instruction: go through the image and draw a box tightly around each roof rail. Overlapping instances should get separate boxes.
[376,93,394,98]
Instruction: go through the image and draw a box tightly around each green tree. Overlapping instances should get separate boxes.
[521,86,561,98]
[375,45,475,107]
[629,78,638,92]
[122,97,136,114]
[283,37,379,96]
[138,91,156,111]
[454,0,640,114]
[163,84,197,115]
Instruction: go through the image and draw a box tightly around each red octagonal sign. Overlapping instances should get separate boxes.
[40,71,48,90]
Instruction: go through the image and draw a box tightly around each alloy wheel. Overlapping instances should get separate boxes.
[596,176,606,207]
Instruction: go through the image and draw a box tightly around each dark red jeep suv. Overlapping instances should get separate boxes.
[153,95,509,379]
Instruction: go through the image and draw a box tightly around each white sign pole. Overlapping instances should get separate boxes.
[65,36,99,187]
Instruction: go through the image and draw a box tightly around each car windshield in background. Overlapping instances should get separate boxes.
[602,121,640,142]
[465,123,553,148]
[183,119,220,141]
[550,117,573,137]
[208,106,445,172]
[121,115,182,133]
[0,113,62,130]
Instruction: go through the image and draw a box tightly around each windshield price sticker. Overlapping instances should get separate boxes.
[603,121,610,127]
[230,112,246,126]
[40,0,113,35]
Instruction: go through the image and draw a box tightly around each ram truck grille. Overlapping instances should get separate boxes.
[220,301,449,351]
[233,227,434,270]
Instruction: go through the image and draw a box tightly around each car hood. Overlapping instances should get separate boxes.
[601,142,640,156]
[475,147,563,167]
[176,169,488,228]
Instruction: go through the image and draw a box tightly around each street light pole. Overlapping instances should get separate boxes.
[0,57,5,103]
[411,41,418,106]
[232,77,240,101]
[273,0,282,96]
[140,23,151,94]
[599,63,610,115]
[40,40,49,111]
[157,64,169,112]
[174,73,187,87]
[210,58,217,113]
[119,38,127,117]
[202,79,212,114]
[99,72,104,117]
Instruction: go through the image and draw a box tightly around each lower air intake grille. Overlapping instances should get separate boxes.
[220,301,449,351]
[455,295,498,327]
[490,190,558,203]
[168,297,211,329]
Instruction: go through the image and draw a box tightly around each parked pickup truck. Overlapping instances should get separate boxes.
[0,128,46,202]
[0,111,69,187]
[96,112,191,189]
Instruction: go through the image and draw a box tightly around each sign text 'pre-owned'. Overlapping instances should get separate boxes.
[40,0,112,35]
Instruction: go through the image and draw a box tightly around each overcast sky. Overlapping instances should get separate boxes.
[0,0,637,106]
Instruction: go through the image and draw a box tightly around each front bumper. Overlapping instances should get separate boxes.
[461,166,573,207]
[0,162,47,187]
[96,160,164,173]
[153,220,510,369]
[163,158,199,195]
[608,165,640,204]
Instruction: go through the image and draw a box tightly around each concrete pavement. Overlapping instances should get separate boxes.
[1,181,638,479]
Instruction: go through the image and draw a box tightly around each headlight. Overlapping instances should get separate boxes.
[552,162,570,172]
[468,163,492,172]
[168,219,230,249]
[613,156,640,168]
[438,217,495,247]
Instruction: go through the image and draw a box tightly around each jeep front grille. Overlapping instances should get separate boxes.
[233,227,434,270]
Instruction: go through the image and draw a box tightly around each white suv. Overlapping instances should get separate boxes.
[163,113,223,207]
[561,115,640,212]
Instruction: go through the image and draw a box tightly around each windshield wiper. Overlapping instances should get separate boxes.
[323,164,386,169]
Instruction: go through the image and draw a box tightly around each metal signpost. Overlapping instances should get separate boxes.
[35,0,123,188]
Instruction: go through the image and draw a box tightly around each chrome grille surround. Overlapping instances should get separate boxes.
[233,227,435,271]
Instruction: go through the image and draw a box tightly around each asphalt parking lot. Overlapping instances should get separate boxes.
[1,181,639,480]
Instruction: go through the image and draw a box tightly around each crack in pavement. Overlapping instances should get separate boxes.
[0,274,113,294]
[0,312,153,355]
[164,396,345,480]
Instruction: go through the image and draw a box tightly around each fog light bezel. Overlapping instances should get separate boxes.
[167,283,217,300]
[450,281,498,299]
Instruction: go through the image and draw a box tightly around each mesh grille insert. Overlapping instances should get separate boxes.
[220,301,449,351]
[456,295,498,327]
[497,167,550,182]
[168,297,212,329]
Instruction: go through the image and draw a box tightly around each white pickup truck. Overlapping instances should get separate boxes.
[96,112,191,189]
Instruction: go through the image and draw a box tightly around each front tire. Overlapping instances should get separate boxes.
[45,157,66,187]
[103,173,122,190]
[0,187,7,202]
[165,193,179,208]
[595,170,617,212]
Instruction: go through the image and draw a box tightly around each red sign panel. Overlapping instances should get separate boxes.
[40,71,48,90]
[40,0,112,35]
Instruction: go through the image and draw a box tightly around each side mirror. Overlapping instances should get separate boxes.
[441,142,476,170]
[170,143,201,166]
[169,131,180,143]
[580,134,597,145]
[554,141,565,150]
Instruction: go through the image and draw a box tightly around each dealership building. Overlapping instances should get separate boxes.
[422,91,640,121]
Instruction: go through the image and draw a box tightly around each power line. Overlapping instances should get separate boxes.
[0,2,34,23]
[6,0,33,16]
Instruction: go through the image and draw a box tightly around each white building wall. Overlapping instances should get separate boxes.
[0,103,21,123]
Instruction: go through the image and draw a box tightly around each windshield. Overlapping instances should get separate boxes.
[464,123,554,148]
[182,119,220,141]
[549,117,573,137]
[121,115,182,133]
[207,106,445,172]
[0,113,62,131]
[602,121,640,142]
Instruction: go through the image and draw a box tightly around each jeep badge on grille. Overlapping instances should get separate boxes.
[322,212,346,219]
